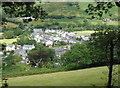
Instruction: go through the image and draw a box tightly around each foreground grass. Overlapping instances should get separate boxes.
[8,65,119,86]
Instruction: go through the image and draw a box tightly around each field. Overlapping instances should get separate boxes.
[0,38,18,44]
[73,30,96,35]
[2,22,18,28]
[8,65,119,86]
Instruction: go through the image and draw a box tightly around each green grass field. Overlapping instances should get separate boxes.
[8,65,119,86]
[73,30,96,35]
[0,38,18,44]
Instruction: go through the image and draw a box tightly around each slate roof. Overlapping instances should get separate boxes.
[6,44,15,48]
[23,45,34,48]
[33,29,43,33]
[14,49,27,56]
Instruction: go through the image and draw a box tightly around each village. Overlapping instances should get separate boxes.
[0,29,90,64]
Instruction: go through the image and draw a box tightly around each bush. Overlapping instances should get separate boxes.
[65,63,79,70]
[2,67,66,78]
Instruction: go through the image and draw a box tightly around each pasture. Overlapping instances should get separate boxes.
[8,65,118,86]
[0,38,18,44]
[73,30,96,35]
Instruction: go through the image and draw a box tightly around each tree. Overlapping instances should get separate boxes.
[28,46,55,67]
[16,36,36,45]
[2,2,48,23]
[3,30,14,39]
[86,1,120,18]
[14,28,23,36]
[61,43,91,70]
[3,54,22,67]
[18,23,25,29]
[85,2,120,87]
[88,29,120,88]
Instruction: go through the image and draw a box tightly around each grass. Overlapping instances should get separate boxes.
[73,30,96,35]
[0,38,18,44]
[2,22,18,28]
[104,21,119,25]
[2,63,65,78]
[7,65,119,86]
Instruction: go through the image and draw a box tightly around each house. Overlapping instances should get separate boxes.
[45,29,51,33]
[16,45,22,49]
[103,18,112,22]
[61,39,69,43]
[45,40,53,47]
[68,39,77,44]
[61,32,67,37]
[81,35,89,41]
[34,35,43,42]
[67,32,76,38]
[30,33,36,37]
[33,29,43,34]
[14,49,27,60]
[53,37,62,41]
[54,63,61,66]
[55,47,69,57]
[23,45,35,51]
[6,44,15,51]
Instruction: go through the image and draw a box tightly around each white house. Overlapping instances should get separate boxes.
[61,32,67,37]
[45,40,53,47]
[53,37,62,41]
[34,35,43,42]
[81,35,89,41]
[14,49,27,61]
[6,44,15,51]
[23,45,35,51]
[33,29,43,34]
[45,29,51,33]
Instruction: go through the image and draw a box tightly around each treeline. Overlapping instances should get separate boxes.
[61,30,120,70]
[2,23,25,39]
[33,23,119,32]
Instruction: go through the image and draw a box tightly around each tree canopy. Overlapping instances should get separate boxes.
[86,1,120,18]
[2,2,48,23]
[27,44,55,67]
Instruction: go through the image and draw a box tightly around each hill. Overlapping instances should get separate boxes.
[40,2,118,18]
[8,65,119,86]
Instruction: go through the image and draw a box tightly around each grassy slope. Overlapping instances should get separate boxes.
[27,2,118,27]
[7,2,118,27]
[8,65,118,86]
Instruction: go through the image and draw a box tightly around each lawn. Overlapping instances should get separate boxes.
[0,38,18,44]
[8,65,119,86]
[73,30,96,35]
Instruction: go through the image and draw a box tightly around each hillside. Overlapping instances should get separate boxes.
[8,65,119,86]
[40,2,118,18]
[6,2,118,29]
